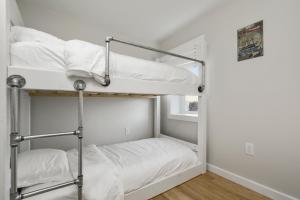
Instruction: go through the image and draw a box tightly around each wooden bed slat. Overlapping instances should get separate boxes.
[28,90,158,98]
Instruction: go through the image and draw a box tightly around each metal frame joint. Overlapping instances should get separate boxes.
[76,127,83,139]
[105,36,113,43]
[10,133,23,147]
[77,175,83,188]
[74,80,86,91]
[198,85,205,93]
[10,191,21,200]
[103,75,111,86]
[7,75,26,88]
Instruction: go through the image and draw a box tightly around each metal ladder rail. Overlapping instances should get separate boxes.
[7,75,86,200]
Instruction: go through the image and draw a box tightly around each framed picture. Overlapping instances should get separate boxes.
[238,20,263,61]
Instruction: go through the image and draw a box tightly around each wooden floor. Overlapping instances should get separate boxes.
[151,172,271,200]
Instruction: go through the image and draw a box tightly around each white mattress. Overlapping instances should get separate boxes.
[21,138,198,200]
[10,41,199,85]
[100,138,198,193]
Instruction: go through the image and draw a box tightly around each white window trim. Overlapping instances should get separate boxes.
[168,113,198,123]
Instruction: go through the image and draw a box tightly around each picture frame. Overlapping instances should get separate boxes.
[238,20,264,61]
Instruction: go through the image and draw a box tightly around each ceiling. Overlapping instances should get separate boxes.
[17,0,236,43]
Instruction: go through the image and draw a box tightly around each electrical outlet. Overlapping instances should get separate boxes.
[125,127,130,136]
[245,142,255,156]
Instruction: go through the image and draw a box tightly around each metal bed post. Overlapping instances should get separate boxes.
[97,37,112,87]
[74,80,86,200]
[7,75,26,200]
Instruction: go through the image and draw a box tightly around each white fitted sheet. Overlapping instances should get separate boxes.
[11,42,65,71]
[21,138,197,200]
[100,138,198,193]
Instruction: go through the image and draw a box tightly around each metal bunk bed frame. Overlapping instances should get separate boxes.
[7,76,86,200]
[7,36,206,200]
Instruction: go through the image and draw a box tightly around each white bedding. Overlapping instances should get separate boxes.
[67,145,124,200]
[100,138,198,193]
[22,145,124,200]
[10,26,199,86]
[11,41,65,72]
[91,51,197,85]
[21,138,197,200]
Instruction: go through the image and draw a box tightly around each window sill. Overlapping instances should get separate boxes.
[168,113,198,122]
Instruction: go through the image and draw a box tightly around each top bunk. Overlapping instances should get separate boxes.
[8,26,206,96]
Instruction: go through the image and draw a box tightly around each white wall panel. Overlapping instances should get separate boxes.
[160,0,300,198]
[31,97,154,150]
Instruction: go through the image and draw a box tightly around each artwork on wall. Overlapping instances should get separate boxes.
[237,20,263,61]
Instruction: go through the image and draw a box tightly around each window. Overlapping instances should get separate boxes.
[183,96,198,113]
[167,95,198,122]
[161,35,206,122]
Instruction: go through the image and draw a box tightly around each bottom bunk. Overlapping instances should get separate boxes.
[19,137,204,200]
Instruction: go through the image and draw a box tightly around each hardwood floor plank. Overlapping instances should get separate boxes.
[151,172,271,200]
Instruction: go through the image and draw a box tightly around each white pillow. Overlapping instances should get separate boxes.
[65,40,105,78]
[11,42,66,71]
[18,149,73,188]
[11,26,64,45]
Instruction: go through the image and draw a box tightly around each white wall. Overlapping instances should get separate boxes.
[16,1,156,150]
[161,97,197,143]
[17,1,158,60]
[0,0,9,199]
[160,0,300,198]
[12,1,155,149]
[31,97,154,150]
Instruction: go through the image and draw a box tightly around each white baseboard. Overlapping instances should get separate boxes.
[207,164,299,200]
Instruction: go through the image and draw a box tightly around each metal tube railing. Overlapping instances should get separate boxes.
[103,36,206,92]
[20,131,79,141]
[20,179,78,199]
[7,76,86,200]
[111,38,205,65]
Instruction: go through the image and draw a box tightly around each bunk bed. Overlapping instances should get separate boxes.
[7,4,207,200]
[8,32,204,96]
